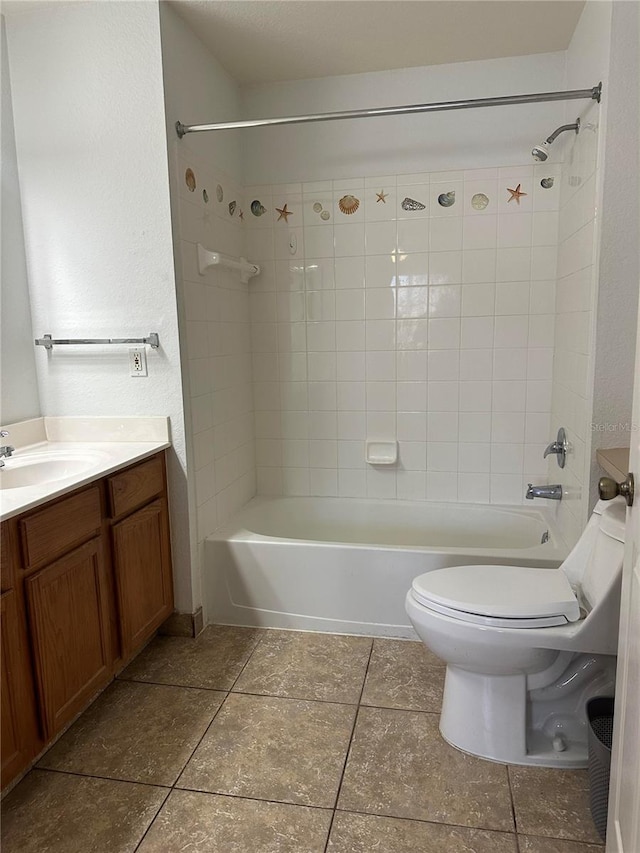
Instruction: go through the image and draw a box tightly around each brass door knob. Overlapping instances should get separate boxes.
[598,473,634,507]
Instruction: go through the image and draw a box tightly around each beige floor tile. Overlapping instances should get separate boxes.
[510,766,602,845]
[519,835,604,852]
[138,789,332,852]
[119,625,263,689]
[360,638,445,711]
[233,630,372,703]
[38,680,224,786]
[1,769,167,853]
[328,811,518,853]
[177,692,356,807]
[338,706,514,832]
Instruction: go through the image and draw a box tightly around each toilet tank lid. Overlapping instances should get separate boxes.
[411,564,581,622]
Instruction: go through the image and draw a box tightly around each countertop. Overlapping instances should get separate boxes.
[596,447,630,482]
[0,417,170,522]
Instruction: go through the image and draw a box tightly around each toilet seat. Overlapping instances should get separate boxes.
[411,564,581,629]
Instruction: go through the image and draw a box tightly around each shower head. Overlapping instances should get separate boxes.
[532,118,580,162]
[532,143,549,162]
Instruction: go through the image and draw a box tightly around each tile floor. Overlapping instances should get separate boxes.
[2,626,604,852]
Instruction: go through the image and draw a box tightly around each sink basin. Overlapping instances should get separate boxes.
[0,451,107,490]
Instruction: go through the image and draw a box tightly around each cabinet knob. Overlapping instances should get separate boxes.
[599,473,634,507]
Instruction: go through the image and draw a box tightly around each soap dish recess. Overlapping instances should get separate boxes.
[366,440,398,466]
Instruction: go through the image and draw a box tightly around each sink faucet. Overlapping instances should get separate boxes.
[526,483,563,501]
[0,431,14,468]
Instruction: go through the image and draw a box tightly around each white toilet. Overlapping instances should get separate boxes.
[405,498,625,767]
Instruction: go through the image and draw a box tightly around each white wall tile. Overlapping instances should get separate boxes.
[250,162,558,507]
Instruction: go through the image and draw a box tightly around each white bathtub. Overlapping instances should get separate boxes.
[205,496,568,638]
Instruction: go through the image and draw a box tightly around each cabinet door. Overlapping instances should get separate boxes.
[1,589,40,788]
[111,499,173,657]
[26,538,112,738]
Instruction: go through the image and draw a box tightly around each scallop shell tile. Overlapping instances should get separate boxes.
[313,202,323,213]
[228,201,237,216]
[338,194,360,215]
[251,199,267,216]
[185,168,196,192]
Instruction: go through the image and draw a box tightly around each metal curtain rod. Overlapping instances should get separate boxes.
[35,333,160,351]
[176,83,602,137]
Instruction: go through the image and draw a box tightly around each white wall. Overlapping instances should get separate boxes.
[0,16,40,425]
[548,0,617,547]
[160,3,255,622]
[589,0,639,505]
[242,52,568,184]
[4,1,193,609]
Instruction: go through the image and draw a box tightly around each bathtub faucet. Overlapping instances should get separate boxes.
[526,483,563,501]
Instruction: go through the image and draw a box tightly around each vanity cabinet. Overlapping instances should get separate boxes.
[0,450,173,789]
[108,454,173,659]
[26,538,112,738]
[0,524,41,789]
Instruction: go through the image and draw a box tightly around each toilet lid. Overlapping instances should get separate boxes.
[411,564,581,624]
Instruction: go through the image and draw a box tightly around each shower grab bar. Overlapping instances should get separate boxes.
[176,83,602,136]
[35,333,160,351]
[197,244,260,283]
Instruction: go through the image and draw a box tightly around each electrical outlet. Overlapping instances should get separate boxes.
[129,348,147,377]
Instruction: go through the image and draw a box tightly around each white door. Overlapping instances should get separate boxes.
[606,304,640,852]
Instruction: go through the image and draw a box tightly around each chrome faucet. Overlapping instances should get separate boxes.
[0,431,14,468]
[526,483,563,501]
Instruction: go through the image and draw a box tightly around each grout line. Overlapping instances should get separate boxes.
[334,804,520,837]
[130,787,172,853]
[132,688,231,853]
[506,764,519,837]
[30,766,172,790]
[322,638,375,853]
[168,786,335,813]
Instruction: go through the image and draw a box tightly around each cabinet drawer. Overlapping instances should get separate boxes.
[108,454,164,519]
[20,487,102,570]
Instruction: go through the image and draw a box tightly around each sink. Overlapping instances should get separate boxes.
[0,451,108,490]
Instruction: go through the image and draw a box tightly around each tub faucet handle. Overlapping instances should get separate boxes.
[543,427,567,468]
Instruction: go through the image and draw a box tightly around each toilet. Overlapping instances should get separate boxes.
[405,498,626,767]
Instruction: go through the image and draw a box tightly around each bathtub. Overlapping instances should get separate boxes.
[205,496,568,638]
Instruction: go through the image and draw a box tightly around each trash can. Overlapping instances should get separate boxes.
[586,696,615,841]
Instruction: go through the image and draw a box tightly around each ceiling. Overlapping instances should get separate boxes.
[170,0,585,86]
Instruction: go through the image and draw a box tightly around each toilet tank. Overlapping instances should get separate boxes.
[561,499,626,611]
[582,500,626,610]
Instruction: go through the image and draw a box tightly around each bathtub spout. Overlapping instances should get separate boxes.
[526,483,562,501]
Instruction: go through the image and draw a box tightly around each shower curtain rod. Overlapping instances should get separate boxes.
[175,83,601,137]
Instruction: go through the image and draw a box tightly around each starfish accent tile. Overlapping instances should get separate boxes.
[376,190,388,203]
[507,183,527,204]
[276,203,292,222]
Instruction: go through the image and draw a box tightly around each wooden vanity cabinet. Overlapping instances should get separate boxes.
[108,454,173,660]
[0,522,41,789]
[0,450,173,789]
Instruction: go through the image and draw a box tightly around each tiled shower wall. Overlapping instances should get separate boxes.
[550,115,601,546]
[176,143,256,537]
[247,165,561,503]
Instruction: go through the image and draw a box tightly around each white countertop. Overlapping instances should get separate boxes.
[0,417,171,522]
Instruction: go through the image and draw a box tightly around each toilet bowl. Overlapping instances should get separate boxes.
[405,498,626,767]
